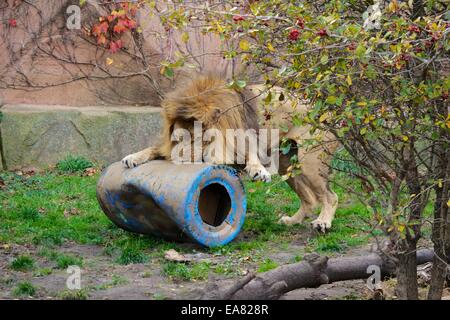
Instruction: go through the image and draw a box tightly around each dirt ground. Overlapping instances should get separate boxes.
[0,239,374,300]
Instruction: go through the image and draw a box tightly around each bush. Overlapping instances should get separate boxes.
[57,155,93,173]
[13,281,37,297]
[10,255,35,271]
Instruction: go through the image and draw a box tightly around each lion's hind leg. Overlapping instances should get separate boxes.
[122,146,161,168]
[311,189,338,233]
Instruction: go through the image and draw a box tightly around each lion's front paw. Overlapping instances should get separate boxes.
[311,218,332,233]
[121,153,145,169]
[245,164,272,183]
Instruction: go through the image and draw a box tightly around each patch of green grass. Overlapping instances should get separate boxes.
[0,159,375,277]
[33,268,53,277]
[257,258,278,273]
[244,177,299,236]
[38,249,83,269]
[58,289,89,300]
[55,254,83,269]
[56,155,93,173]
[190,262,211,280]
[95,274,128,290]
[308,203,371,253]
[141,271,152,278]
[18,207,41,221]
[152,293,167,300]
[162,261,210,281]
[342,293,361,300]
[0,170,112,246]
[0,276,14,286]
[10,255,35,271]
[116,245,149,265]
[13,281,37,297]
[162,262,191,281]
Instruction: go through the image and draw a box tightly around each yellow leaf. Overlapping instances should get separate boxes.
[181,32,189,43]
[216,22,224,33]
[388,0,398,12]
[106,57,114,65]
[346,74,352,86]
[438,179,443,188]
[239,39,250,51]
[447,199,450,207]
[398,225,405,233]
[357,101,367,107]
[402,135,409,142]
[267,43,275,52]
[319,113,329,123]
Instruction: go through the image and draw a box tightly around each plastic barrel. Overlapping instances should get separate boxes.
[96,161,247,247]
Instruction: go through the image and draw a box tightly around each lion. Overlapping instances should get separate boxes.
[121,74,339,232]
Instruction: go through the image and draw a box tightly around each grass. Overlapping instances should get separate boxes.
[33,268,53,277]
[116,242,149,265]
[55,254,83,269]
[13,281,37,297]
[10,255,35,271]
[56,155,93,173]
[38,249,83,269]
[95,275,128,290]
[257,258,279,273]
[162,261,210,281]
[0,153,374,298]
[58,289,89,300]
[0,158,369,257]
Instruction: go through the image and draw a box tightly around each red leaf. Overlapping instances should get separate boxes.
[295,17,305,29]
[113,23,127,34]
[97,34,107,45]
[317,29,328,37]
[109,40,123,53]
[288,29,300,41]
[92,21,109,36]
[124,18,137,29]
[8,18,17,27]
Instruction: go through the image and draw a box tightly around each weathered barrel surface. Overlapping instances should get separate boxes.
[96,161,247,247]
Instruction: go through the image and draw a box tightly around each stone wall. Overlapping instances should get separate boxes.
[0,105,162,170]
[0,0,239,107]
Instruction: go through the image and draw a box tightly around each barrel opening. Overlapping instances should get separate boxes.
[198,183,231,227]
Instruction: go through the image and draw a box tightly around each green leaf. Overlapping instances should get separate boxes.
[235,80,247,89]
[264,91,272,105]
[320,54,329,65]
[355,44,367,59]
[325,95,337,104]
[163,67,174,78]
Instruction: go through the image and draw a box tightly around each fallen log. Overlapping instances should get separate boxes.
[203,249,444,300]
